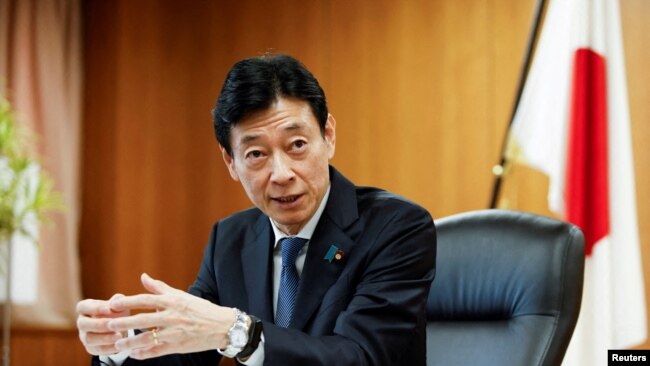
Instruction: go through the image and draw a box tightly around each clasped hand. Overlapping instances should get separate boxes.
[76,273,236,360]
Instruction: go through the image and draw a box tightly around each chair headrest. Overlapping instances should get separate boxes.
[427,209,584,321]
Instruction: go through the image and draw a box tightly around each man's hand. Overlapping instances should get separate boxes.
[77,293,130,356]
[105,273,236,360]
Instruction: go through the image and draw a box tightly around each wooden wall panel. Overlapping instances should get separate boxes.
[621,0,650,350]
[327,0,515,215]
[17,0,645,363]
[9,329,89,366]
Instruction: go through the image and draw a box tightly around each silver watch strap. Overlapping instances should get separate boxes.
[217,308,249,358]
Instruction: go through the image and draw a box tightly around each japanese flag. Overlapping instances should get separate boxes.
[506,0,647,364]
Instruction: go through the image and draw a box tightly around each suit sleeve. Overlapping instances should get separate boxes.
[187,222,222,303]
[262,204,436,366]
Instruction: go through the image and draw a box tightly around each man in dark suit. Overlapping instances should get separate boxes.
[77,54,436,366]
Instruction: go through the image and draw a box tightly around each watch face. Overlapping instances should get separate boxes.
[230,325,248,348]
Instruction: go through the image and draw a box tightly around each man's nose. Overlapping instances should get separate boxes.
[270,153,295,184]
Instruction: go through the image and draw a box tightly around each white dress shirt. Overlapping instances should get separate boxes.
[241,186,330,366]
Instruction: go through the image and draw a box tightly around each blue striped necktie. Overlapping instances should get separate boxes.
[275,237,308,328]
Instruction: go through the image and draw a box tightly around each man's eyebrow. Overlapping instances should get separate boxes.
[283,122,304,132]
[240,133,262,145]
[239,122,305,145]
[282,122,306,132]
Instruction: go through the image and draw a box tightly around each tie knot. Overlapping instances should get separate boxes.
[281,237,307,267]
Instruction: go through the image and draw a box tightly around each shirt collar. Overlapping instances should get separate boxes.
[270,185,331,248]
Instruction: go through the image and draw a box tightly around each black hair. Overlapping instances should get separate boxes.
[213,54,328,156]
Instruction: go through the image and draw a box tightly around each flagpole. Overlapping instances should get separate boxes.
[2,237,12,366]
[489,0,548,208]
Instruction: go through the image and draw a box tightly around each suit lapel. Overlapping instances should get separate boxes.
[291,167,359,329]
[241,214,274,322]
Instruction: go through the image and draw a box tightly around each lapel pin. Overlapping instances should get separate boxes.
[324,245,345,263]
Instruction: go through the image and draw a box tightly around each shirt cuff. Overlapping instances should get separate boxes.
[100,350,128,366]
[99,329,134,366]
[238,332,265,366]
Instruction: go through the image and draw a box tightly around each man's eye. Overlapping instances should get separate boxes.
[246,150,263,159]
[293,140,306,149]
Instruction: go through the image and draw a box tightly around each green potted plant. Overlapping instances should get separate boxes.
[0,96,59,256]
[0,95,60,366]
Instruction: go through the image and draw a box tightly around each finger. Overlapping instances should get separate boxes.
[76,299,113,317]
[115,328,163,353]
[109,293,125,301]
[82,331,124,347]
[141,273,179,295]
[129,342,175,360]
[107,293,130,314]
[77,315,113,333]
[109,293,164,312]
[87,343,123,356]
[108,312,163,332]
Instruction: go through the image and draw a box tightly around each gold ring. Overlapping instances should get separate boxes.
[152,328,159,345]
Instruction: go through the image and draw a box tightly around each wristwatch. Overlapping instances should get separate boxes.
[218,308,250,358]
[236,314,263,359]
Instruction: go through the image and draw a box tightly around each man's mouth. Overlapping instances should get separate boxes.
[273,195,301,203]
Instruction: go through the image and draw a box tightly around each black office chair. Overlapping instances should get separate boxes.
[426,209,585,366]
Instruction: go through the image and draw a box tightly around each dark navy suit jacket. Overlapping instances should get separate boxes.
[95,167,436,366]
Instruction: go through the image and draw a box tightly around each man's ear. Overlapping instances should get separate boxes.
[220,145,240,181]
[324,114,336,159]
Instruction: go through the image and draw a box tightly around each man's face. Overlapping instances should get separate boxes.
[221,97,336,235]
